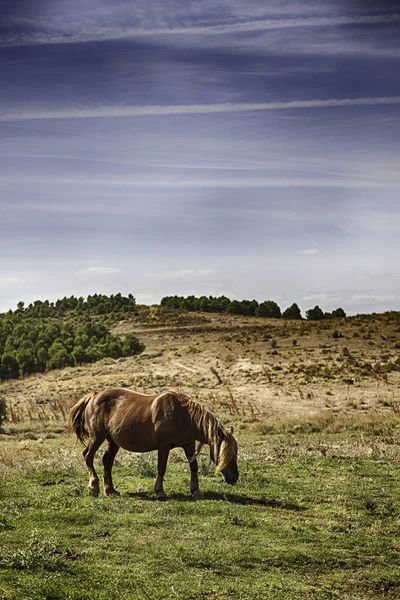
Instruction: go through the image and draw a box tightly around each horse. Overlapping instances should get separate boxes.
[69,388,239,499]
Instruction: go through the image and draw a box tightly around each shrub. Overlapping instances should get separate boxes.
[332,330,343,339]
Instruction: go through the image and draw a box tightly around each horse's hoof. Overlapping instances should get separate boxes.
[105,488,120,497]
[192,490,202,501]
[156,493,167,501]
[89,487,99,498]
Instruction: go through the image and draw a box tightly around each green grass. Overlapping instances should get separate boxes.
[1,428,400,600]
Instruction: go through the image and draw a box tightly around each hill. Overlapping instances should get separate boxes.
[1,304,399,429]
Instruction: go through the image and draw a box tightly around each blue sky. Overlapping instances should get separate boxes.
[1,0,399,314]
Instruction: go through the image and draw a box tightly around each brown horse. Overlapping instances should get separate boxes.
[69,388,239,499]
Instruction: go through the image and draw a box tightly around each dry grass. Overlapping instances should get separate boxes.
[1,309,400,436]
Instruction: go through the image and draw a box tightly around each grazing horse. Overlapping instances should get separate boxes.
[69,388,239,499]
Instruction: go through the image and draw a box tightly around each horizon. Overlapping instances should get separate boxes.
[1,0,399,315]
[0,290,395,319]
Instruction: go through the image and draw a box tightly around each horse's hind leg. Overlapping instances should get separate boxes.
[183,442,201,500]
[83,434,105,497]
[102,438,120,496]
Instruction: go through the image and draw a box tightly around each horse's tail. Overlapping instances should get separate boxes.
[69,391,98,445]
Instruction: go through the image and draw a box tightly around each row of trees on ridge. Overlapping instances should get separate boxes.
[13,293,136,319]
[160,295,346,320]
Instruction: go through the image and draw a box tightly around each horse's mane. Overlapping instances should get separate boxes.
[174,393,236,471]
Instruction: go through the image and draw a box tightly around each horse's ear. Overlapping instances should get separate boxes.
[230,426,234,435]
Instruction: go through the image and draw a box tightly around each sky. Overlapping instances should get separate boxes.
[1,0,400,315]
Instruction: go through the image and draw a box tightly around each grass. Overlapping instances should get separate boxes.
[1,423,400,600]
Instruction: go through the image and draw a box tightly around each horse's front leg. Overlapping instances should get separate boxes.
[154,445,170,500]
[184,442,201,500]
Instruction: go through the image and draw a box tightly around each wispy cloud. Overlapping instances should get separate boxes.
[75,266,123,276]
[297,249,319,255]
[1,173,398,190]
[146,269,217,279]
[349,292,400,304]
[2,97,400,122]
[0,277,23,286]
[2,14,399,47]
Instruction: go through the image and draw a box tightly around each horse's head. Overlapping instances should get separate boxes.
[218,428,239,485]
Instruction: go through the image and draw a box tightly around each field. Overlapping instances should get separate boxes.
[1,308,400,599]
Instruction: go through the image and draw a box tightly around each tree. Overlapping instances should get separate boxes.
[180,296,199,311]
[36,347,49,371]
[122,334,145,357]
[16,347,36,375]
[332,307,346,318]
[46,348,72,370]
[107,340,123,359]
[241,300,259,316]
[71,345,86,365]
[214,296,231,313]
[256,300,281,319]
[226,300,245,315]
[198,296,212,312]
[306,305,325,321]
[1,352,20,380]
[282,303,302,320]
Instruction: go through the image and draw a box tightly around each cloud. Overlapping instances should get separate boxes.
[2,96,400,122]
[0,277,23,285]
[75,266,122,276]
[301,293,330,302]
[1,173,397,190]
[349,292,400,303]
[1,14,399,47]
[297,249,319,255]
[146,269,217,279]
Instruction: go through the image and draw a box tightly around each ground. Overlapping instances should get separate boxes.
[1,308,400,599]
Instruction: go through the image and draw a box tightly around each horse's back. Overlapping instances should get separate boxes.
[90,388,192,452]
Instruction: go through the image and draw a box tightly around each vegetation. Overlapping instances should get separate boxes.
[306,305,347,321]
[14,293,136,318]
[1,304,400,599]
[161,295,346,320]
[282,303,303,320]
[0,421,399,600]
[0,294,144,381]
[255,300,281,319]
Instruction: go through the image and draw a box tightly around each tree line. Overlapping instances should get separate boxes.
[13,292,137,319]
[160,295,346,320]
[0,294,143,381]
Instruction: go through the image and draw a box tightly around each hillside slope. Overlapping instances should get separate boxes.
[1,306,399,428]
